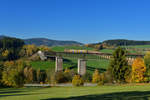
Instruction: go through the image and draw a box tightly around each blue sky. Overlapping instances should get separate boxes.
[0,0,150,43]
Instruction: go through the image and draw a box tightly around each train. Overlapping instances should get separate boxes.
[64,49,100,54]
[64,49,88,53]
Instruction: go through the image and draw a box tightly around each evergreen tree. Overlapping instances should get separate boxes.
[109,47,129,83]
[144,52,150,82]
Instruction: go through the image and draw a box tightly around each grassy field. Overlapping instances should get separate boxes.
[99,49,114,53]
[1,85,150,100]
[121,45,150,48]
[51,45,150,54]
[51,45,94,52]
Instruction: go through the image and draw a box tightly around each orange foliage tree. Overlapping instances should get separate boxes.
[132,57,146,83]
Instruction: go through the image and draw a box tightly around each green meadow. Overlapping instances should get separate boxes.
[121,45,150,48]
[1,85,150,100]
[51,45,94,52]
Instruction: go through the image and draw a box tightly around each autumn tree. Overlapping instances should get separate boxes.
[2,49,9,60]
[92,69,101,83]
[72,75,84,86]
[2,61,24,87]
[39,45,52,52]
[109,47,129,83]
[19,44,38,57]
[36,69,47,83]
[132,58,146,83]
[95,44,103,50]
[24,67,36,83]
[36,69,42,83]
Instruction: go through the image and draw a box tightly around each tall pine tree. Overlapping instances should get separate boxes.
[109,47,129,83]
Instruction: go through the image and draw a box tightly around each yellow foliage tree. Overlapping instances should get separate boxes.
[4,61,15,68]
[2,50,9,57]
[72,75,84,86]
[132,57,146,83]
[20,44,38,57]
[39,45,52,52]
[92,69,101,83]
[64,68,70,73]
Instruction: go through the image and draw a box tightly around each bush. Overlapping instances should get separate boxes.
[64,69,75,82]
[82,72,92,82]
[51,69,76,84]
[72,75,84,86]
[55,71,68,83]
[24,67,37,83]
[97,81,104,86]
[103,68,114,83]
[36,69,47,83]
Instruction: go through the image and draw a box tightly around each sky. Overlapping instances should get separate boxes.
[0,0,150,43]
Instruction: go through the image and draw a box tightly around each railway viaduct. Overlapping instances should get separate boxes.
[38,51,144,75]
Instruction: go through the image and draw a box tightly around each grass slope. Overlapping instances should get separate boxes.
[121,45,150,48]
[51,46,94,52]
[99,49,114,53]
[1,85,150,100]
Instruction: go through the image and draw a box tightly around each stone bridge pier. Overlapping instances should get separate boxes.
[55,57,87,75]
[55,57,63,72]
[78,59,86,75]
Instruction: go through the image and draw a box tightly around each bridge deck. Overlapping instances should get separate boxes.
[44,52,144,60]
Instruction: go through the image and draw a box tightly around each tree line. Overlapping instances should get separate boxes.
[103,39,150,46]
[0,37,24,61]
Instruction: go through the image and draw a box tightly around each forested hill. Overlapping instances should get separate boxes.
[103,39,150,46]
[0,36,83,46]
[24,38,83,46]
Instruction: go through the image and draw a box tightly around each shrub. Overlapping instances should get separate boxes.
[52,69,76,83]
[97,81,104,86]
[72,75,84,86]
[103,68,114,83]
[55,71,68,83]
[24,67,37,83]
[82,72,92,82]
[48,69,75,84]
[45,69,54,84]
[64,69,75,82]
[36,69,47,83]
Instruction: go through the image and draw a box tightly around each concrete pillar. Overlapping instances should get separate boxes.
[78,59,86,75]
[55,57,63,72]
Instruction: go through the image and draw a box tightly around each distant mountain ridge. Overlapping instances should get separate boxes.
[24,38,83,46]
[0,35,8,39]
[0,35,83,46]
